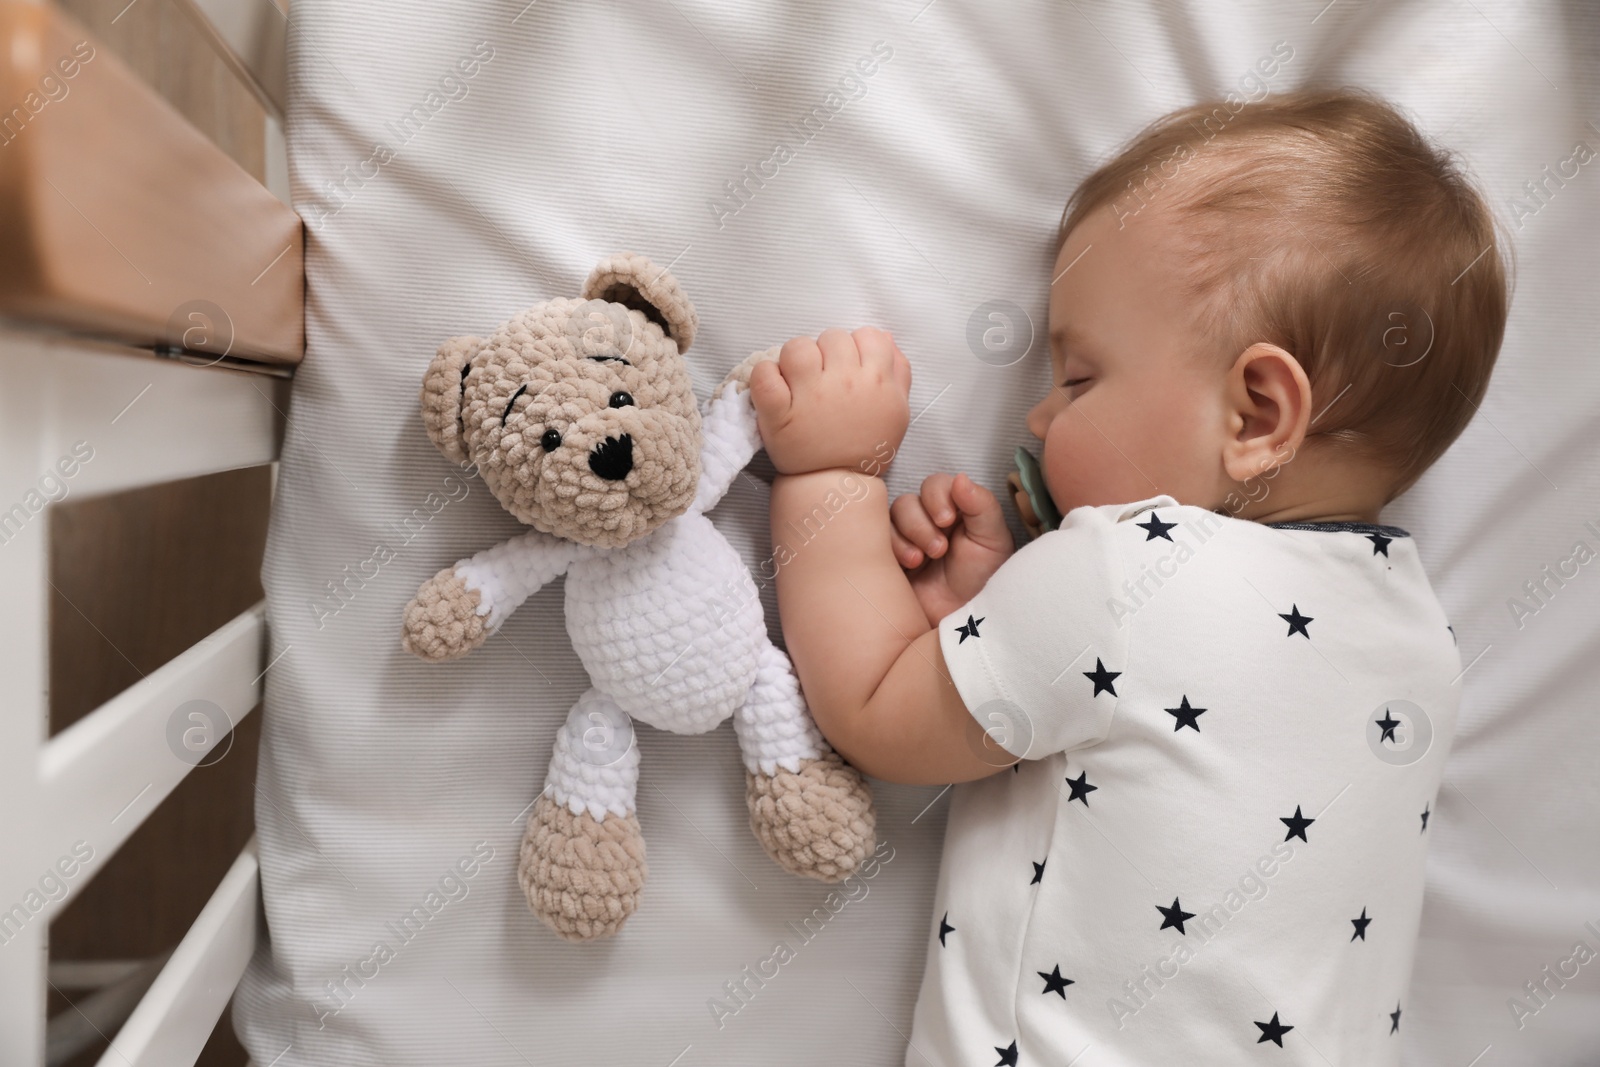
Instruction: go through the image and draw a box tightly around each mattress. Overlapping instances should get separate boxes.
[236,2,1600,1064]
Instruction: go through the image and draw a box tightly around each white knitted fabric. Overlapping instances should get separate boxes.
[732,642,826,776]
[544,689,643,820]
[695,382,762,515]
[456,530,593,631]
[453,380,823,810]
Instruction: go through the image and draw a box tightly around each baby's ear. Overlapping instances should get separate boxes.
[582,252,698,352]
[420,333,484,464]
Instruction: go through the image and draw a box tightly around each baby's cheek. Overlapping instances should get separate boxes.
[1041,404,1164,511]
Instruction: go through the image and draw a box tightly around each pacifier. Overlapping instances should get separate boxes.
[1012,445,1062,536]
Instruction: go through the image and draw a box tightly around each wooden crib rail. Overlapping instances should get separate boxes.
[171,0,288,119]
[0,1,303,365]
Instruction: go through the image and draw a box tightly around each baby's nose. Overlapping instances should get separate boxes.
[588,433,633,480]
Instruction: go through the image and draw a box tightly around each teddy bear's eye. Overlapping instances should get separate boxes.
[609,391,634,409]
[540,428,562,452]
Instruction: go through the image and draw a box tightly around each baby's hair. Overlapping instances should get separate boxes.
[1059,88,1510,502]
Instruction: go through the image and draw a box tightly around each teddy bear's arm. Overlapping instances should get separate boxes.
[694,345,781,514]
[401,531,587,661]
[693,378,765,514]
[456,530,589,629]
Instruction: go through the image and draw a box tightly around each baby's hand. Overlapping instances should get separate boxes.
[891,472,1014,626]
[750,327,912,476]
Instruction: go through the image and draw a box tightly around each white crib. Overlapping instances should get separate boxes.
[0,0,295,1061]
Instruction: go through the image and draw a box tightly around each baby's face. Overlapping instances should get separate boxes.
[1027,206,1232,516]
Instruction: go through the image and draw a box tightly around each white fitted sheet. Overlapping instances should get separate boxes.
[237,3,1600,1064]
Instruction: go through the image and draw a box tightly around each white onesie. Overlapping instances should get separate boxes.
[910,494,1459,1066]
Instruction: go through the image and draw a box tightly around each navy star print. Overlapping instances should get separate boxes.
[938,912,954,946]
[1083,658,1120,697]
[1138,512,1178,541]
[1367,531,1392,556]
[1375,707,1401,742]
[1255,1012,1294,1046]
[1065,770,1097,805]
[1157,897,1195,934]
[1280,805,1315,843]
[1039,964,1074,997]
[1351,907,1371,941]
[994,1039,1018,1066]
[1165,695,1206,732]
[956,615,984,643]
[1031,860,1046,885]
[1279,604,1314,638]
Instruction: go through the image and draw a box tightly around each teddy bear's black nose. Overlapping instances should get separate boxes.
[588,433,633,481]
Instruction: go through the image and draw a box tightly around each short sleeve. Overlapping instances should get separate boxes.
[937,497,1156,759]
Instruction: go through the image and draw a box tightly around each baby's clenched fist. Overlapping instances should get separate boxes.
[750,327,912,476]
[891,472,1014,626]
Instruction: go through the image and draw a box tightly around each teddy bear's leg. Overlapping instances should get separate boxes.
[734,639,876,882]
[519,688,648,942]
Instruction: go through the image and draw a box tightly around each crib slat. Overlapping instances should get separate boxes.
[0,332,284,502]
[171,0,288,118]
[92,839,259,1067]
[37,605,264,909]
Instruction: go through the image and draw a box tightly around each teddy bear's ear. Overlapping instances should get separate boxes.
[581,252,698,352]
[420,333,484,464]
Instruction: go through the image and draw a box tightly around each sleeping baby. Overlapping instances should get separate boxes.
[747,89,1508,1065]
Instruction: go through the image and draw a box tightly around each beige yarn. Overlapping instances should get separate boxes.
[419,333,483,466]
[423,294,702,550]
[519,794,649,941]
[721,344,780,395]
[582,252,699,351]
[745,753,876,881]
[399,568,487,661]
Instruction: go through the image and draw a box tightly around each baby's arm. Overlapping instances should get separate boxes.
[752,329,1015,784]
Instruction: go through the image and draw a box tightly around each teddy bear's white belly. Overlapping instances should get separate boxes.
[563,511,764,733]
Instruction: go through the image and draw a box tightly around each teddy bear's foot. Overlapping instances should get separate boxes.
[519,794,648,941]
[746,752,876,882]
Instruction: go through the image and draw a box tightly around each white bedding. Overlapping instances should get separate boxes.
[237,2,1600,1064]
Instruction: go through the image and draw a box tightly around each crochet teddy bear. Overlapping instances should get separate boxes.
[400,252,877,941]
